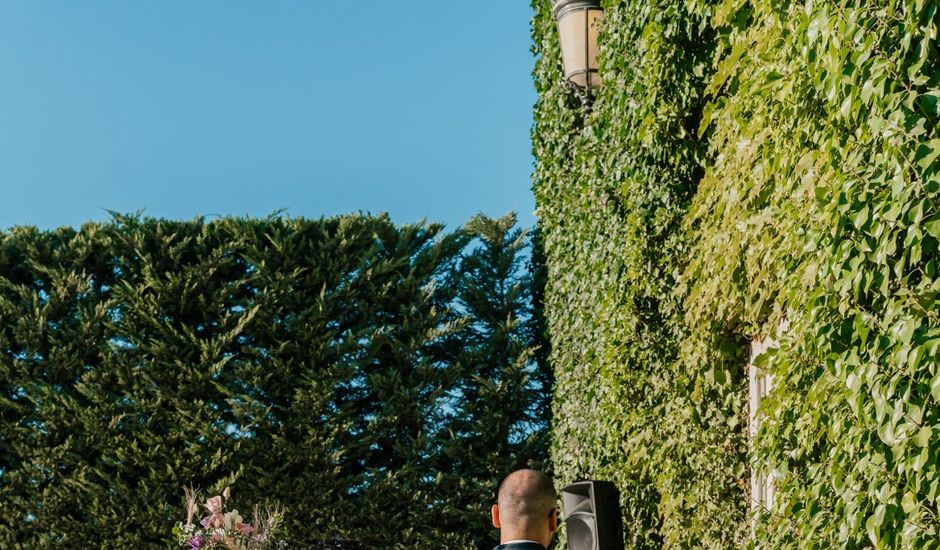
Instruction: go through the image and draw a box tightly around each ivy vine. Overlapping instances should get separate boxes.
[533,0,940,545]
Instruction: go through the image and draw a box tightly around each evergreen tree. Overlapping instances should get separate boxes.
[0,214,549,549]
[435,213,552,549]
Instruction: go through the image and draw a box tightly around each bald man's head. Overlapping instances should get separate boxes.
[496,469,558,530]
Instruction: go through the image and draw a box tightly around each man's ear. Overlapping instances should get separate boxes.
[491,504,501,529]
[549,508,560,533]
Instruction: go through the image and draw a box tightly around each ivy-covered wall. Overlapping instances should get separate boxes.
[532,0,940,546]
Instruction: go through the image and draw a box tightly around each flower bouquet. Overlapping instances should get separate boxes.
[173,486,287,549]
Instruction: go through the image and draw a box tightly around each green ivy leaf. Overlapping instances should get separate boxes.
[916,426,932,447]
[924,216,940,240]
[916,139,940,171]
[902,491,917,514]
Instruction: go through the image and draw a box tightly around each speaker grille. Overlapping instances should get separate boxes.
[566,513,597,550]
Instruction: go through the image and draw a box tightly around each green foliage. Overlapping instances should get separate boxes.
[436,213,554,550]
[532,0,745,546]
[533,0,940,545]
[0,213,548,548]
[689,0,940,545]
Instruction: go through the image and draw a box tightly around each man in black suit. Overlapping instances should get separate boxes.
[491,469,560,550]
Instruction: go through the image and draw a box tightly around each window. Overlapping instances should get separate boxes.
[748,319,788,515]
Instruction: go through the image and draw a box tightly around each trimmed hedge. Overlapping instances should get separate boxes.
[532,0,940,546]
[0,213,549,548]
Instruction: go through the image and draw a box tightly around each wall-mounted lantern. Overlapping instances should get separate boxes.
[552,0,603,106]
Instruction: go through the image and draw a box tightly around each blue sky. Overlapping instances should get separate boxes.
[0,1,538,231]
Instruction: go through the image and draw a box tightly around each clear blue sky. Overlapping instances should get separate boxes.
[0,1,538,231]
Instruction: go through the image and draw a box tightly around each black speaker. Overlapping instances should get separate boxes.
[561,480,623,550]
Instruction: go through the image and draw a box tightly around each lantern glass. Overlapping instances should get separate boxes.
[555,5,602,90]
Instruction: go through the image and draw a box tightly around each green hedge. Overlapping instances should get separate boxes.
[0,213,549,548]
[532,0,939,546]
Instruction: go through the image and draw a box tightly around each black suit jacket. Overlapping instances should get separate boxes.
[493,543,547,550]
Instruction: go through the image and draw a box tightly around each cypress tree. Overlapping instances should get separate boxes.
[435,213,552,550]
[0,214,549,549]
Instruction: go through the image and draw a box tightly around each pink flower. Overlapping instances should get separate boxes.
[236,522,254,536]
[200,513,224,529]
[205,496,223,514]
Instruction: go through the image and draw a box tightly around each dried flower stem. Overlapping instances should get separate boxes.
[184,485,200,525]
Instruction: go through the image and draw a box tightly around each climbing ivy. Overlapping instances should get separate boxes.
[532,0,747,547]
[688,0,940,545]
[533,0,940,545]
